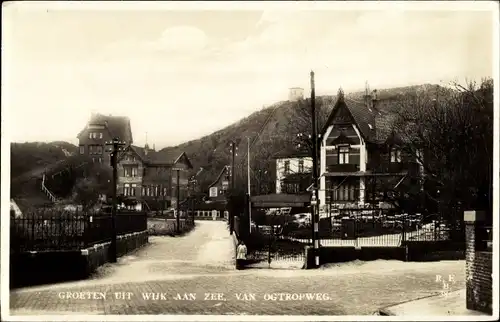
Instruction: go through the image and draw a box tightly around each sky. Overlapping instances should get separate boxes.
[2,1,496,148]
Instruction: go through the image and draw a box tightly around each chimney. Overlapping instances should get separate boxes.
[144,132,149,155]
[371,89,378,109]
[363,81,373,110]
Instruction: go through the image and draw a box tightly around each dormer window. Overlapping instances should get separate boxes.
[338,146,349,164]
[390,148,402,163]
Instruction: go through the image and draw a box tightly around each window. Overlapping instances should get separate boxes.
[338,146,349,164]
[334,184,357,201]
[284,160,290,174]
[131,184,137,196]
[96,146,103,154]
[98,157,102,163]
[142,187,146,196]
[155,186,158,196]
[209,187,218,197]
[132,167,138,177]
[124,167,131,177]
[124,183,130,196]
[298,160,304,173]
[92,132,98,139]
[163,187,168,196]
[92,157,96,163]
[390,148,401,163]
[79,146,85,154]
[89,132,93,139]
[99,133,103,139]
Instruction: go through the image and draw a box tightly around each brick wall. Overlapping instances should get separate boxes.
[465,213,493,315]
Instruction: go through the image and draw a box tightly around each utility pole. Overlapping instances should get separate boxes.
[229,141,236,234]
[310,71,320,268]
[105,138,126,263]
[176,169,180,234]
[247,137,252,233]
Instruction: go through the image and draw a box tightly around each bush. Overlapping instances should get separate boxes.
[147,218,195,236]
[245,231,271,251]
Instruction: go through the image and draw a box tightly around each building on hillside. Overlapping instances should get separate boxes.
[116,143,193,211]
[190,166,232,218]
[289,87,304,101]
[77,113,133,165]
[246,150,312,212]
[207,166,231,201]
[274,150,313,194]
[318,86,424,211]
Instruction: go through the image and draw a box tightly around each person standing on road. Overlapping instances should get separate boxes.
[236,240,247,270]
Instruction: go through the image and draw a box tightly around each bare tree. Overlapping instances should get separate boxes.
[373,78,493,226]
[71,161,112,211]
[286,97,333,156]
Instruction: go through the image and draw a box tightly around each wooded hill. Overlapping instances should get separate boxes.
[154,84,448,194]
[11,141,77,180]
[9,84,450,198]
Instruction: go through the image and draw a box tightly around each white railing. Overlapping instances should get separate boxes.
[41,174,57,203]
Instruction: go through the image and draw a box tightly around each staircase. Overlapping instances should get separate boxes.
[11,158,91,213]
[41,174,57,203]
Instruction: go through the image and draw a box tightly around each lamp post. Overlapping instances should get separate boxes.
[105,138,126,263]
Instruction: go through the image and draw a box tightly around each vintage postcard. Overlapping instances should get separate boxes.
[1,1,498,321]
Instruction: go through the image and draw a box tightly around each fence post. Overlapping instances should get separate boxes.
[401,213,406,245]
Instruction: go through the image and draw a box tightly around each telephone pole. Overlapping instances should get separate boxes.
[247,137,252,233]
[229,141,236,234]
[176,169,181,234]
[105,138,126,263]
[310,71,320,268]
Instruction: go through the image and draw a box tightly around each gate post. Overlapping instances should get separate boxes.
[401,213,407,246]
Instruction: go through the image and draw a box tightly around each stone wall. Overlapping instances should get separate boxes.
[82,230,149,276]
[304,246,406,268]
[464,210,493,315]
[11,231,149,288]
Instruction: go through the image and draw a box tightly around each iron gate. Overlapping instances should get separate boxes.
[245,224,306,266]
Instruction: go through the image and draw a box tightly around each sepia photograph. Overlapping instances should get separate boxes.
[1,1,498,320]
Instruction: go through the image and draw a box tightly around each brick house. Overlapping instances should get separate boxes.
[116,144,193,211]
[77,113,133,165]
[319,88,424,210]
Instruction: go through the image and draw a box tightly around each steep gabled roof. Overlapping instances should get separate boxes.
[118,145,192,168]
[77,113,133,143]
[321,94,402,144]
[209,166,230,188]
